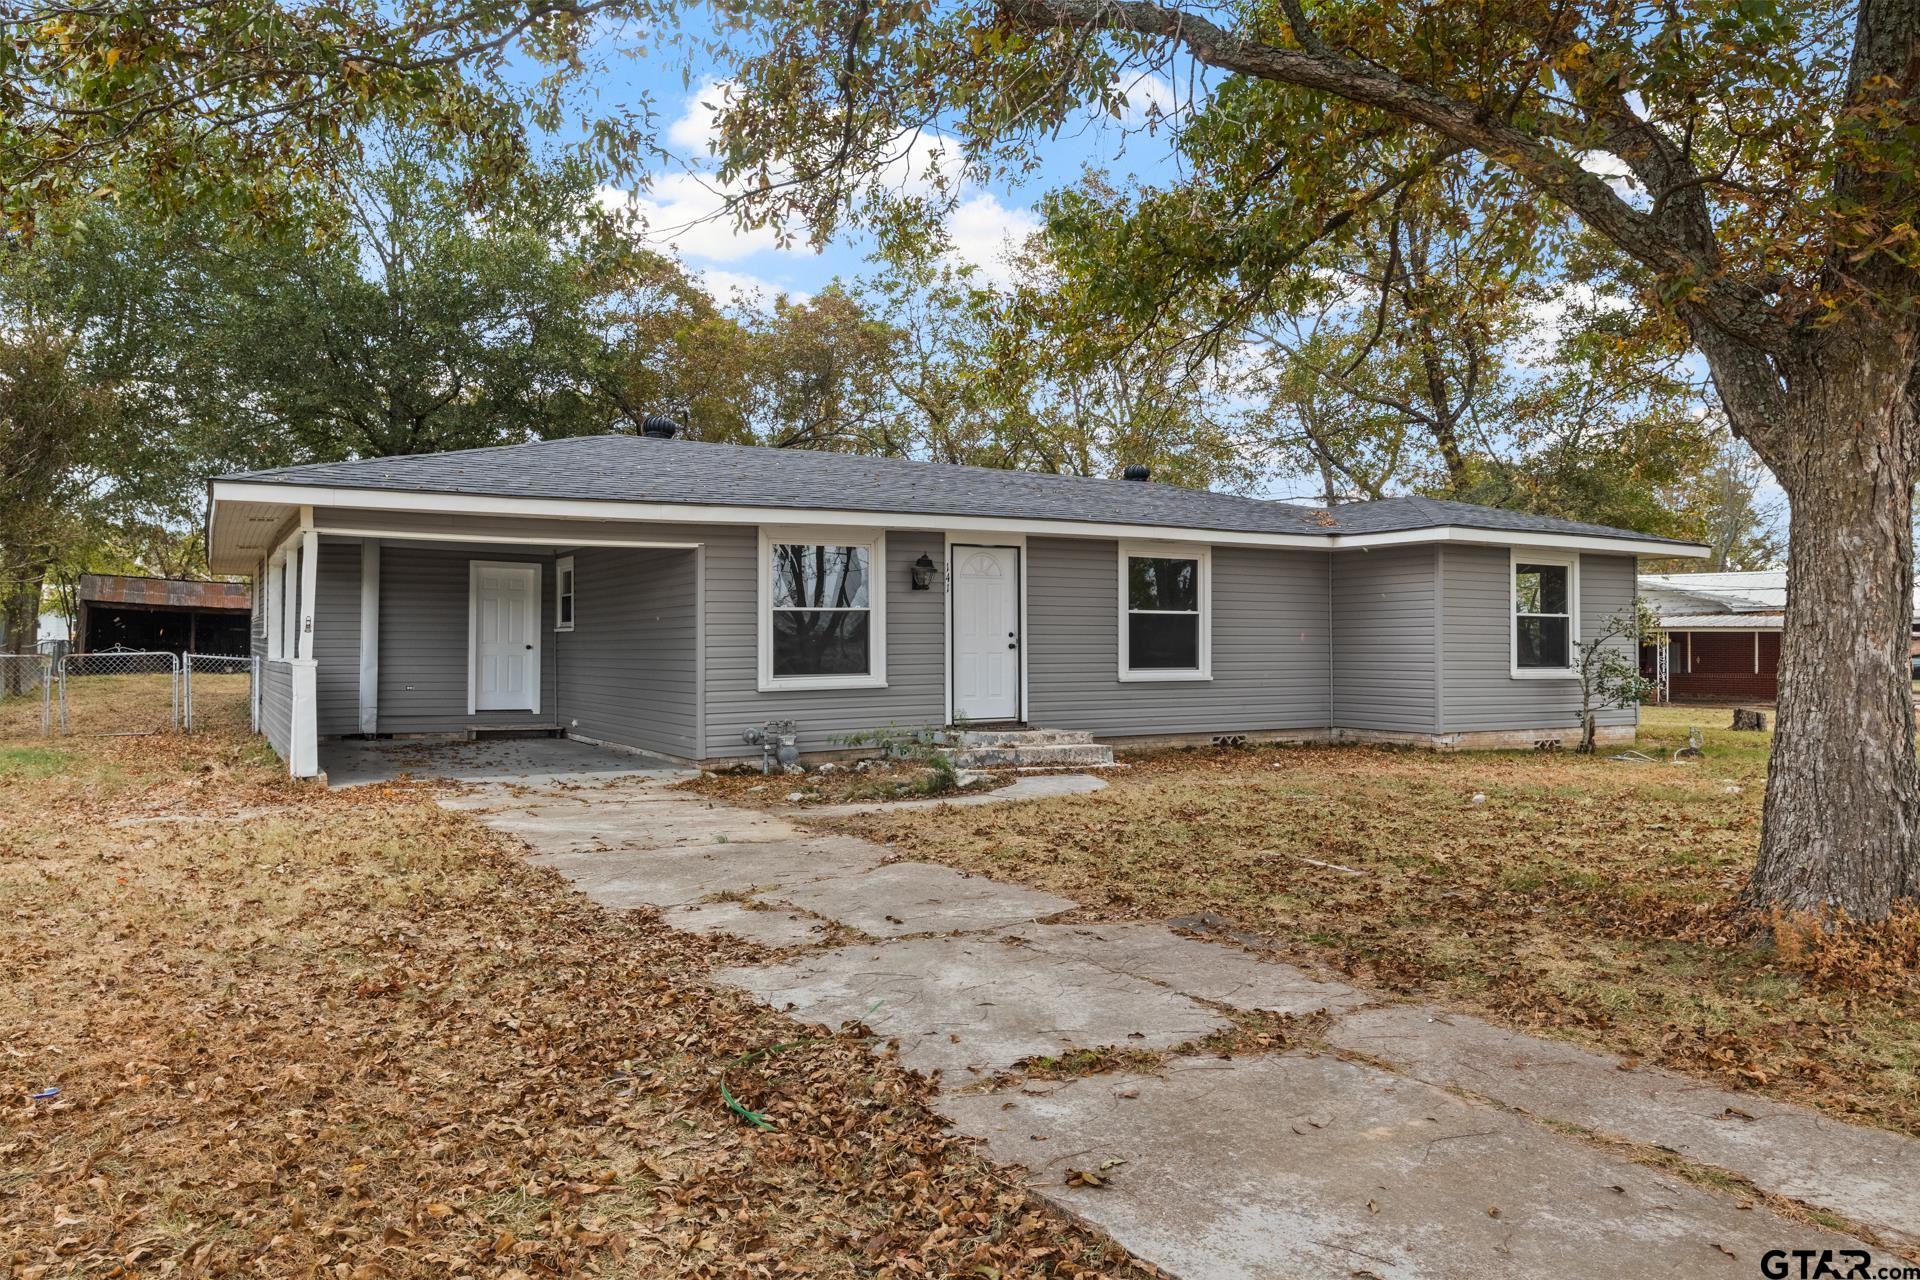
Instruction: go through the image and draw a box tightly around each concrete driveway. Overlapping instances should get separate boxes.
[439,767,1920,1278]
[320,736,687,788]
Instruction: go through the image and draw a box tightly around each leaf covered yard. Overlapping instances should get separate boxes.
[825,708,1920,1136]
[0,731,1147,1279]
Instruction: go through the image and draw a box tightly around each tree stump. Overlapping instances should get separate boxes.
[1731,707,1768,732]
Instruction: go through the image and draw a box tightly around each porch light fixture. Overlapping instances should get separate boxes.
[911,554,936,590]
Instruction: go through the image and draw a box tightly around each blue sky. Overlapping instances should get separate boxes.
[515,26,1784,539]
[538,25,1186,303]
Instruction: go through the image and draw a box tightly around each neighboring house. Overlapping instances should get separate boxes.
[74,575,253,656]
[0,610,69,656]
[1640,569,1920,701]
[204,429,1706,779]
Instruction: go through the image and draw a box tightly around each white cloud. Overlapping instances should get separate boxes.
[943,192,1041,287]
[1514,281,1631,369]
[1577,150,1643,200]
[605,85,1043,299]
[667,79,730,157]
[597,173,788,262]
[1109,71,1180,125]
[700,267,807,308]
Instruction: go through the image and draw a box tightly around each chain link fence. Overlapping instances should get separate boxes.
[0,654,57,736]
[183,654,260,733]
[59,650,181,736]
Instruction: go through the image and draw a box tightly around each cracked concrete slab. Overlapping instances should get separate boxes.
[510,804,804,851]
[765,861,1075,937]
[660,899,833,948]
[715,934,1228,1080]
[1327,1005,1920,1248]
[530,836,885,909]
[1003,920,1369,1018]
[943,1053,1868,1279]
[801,772,1109,817]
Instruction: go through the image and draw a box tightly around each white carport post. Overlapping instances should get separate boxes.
[357,540,380,734]
[286,520,321,779]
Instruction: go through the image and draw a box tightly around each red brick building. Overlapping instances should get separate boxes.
[1640,569,1918,703]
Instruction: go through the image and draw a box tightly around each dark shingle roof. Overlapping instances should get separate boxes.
[223,434,1694,546]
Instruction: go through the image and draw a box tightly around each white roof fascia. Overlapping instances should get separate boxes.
[209,480,1708,560]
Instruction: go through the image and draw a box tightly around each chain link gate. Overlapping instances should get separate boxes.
[0,654,57,736]
[59,650,181,736]
[183,654,260,733]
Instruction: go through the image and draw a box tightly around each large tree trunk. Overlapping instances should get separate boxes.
[1743,330,1920,921]
[2,572,45,697]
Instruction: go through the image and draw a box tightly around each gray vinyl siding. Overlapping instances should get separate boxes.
[1438,546,1639,733]
[1025,538,1332,737]
[262,658,293,758]
[314,539,361,735]
[1330,546,1440,733]
[554,547,701,758]
[702,527,946,759]
[299,504,1647,751]
[376,545,558,734]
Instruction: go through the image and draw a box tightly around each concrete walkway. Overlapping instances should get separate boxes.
[440,769,1920,1277]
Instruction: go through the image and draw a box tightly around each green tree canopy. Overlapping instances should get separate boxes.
[0,0,670,234]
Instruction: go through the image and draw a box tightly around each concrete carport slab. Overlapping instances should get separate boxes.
[321,736,687,789]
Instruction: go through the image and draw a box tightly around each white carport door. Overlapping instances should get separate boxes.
[471,562,539,712]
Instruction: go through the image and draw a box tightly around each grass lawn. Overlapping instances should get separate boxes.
[824,706,1920,1136]
[0,722,1145,1278]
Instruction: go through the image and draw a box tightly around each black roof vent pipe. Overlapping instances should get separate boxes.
[640,414,682,439]
[1122,464,1151,481]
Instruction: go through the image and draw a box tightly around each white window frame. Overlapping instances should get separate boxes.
[554,555,576,633]
[1118,540,1212,682]
[1510,549,1580,679]
[757,526,888,692]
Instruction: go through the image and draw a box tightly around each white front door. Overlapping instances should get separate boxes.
[952,545,1020,722]
[471,561,540,712]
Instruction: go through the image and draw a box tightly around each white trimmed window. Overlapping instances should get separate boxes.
[758,529,887,690]
[1119,542,1211,681]
[1511,551,1579,677]
[555,555,575,632]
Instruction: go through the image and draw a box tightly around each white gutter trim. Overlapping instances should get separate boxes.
[209,480,1709,561]
[314,524,701,551]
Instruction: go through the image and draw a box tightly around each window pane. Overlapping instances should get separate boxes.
[559,594,573,625]
[1514,563,1568,615]
[773,610,871,677]
[1129,613,1200,670]
[1516,615,1571,668]
[1128,557,1198,612]
[772,544,869,609]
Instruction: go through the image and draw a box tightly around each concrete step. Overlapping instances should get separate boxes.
[954,727,1096,748]
[947,741,1117,769]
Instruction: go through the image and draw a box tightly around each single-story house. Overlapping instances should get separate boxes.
[204,429,1706,778]
[1639,568,1920,701]
[74,574,253,656]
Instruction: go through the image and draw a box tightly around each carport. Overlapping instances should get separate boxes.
[320,736,689,788]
